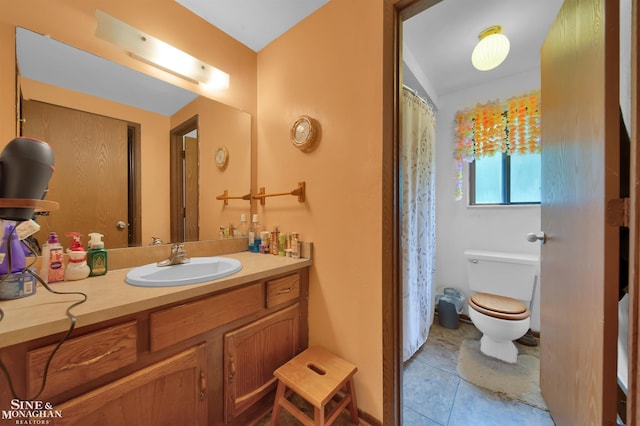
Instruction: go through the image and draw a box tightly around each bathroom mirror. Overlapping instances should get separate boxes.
[14,27,252,249]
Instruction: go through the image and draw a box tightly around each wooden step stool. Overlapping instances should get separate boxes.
[270,346,359,426]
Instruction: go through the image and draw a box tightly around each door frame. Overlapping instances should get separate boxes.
[381,1,442,424]
[170,115,199,243]
[628,0,640,421]
[382,0,639,424]
[127,123,141,247]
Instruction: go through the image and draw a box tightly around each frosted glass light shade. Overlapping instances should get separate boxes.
[471,26,510,71]
[95,10,229,89]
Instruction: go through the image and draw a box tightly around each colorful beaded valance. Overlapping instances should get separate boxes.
[454,91,541,200]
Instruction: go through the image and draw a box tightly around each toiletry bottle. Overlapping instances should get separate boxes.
[0,222,26,275]
[46,232,65,283]
[291,232,300,258]
[270,226,280,255]
[65,232,90,280]
[260,231,271,254]
[40,239,50,281]
[87,232,108,276]
[248,214,261,253]
[278,233,286,256]
[238,214,248,237]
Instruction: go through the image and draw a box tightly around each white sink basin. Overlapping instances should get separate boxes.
[125,256,242,287]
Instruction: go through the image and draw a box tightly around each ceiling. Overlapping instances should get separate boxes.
[402,0,564,103]
[177,0,563,103]
[174,0,330,52]
[17,0,564,115]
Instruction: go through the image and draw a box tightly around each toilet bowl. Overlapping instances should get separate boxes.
[468,292,530,363]
[464,250,538,364]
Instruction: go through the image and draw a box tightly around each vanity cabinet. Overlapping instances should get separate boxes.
[224,304,300,422]
[55,344,208,425]
[0,267,309,425]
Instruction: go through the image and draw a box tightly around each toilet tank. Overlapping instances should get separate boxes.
[464,250,539,303]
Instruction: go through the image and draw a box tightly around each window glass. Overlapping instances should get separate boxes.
[474,154,503,204]
[510,152,541,203]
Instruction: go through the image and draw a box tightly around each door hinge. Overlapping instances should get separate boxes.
[606,198,630,227]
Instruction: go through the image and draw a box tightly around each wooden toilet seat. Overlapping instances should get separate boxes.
[469,292,530,321]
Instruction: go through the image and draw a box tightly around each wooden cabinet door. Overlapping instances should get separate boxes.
[55,344,207,425]
[223,304,300,422]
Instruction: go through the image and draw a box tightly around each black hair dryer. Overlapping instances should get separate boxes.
[0,137,55,221]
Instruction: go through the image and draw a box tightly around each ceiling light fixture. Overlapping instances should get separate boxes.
[94,10,229,90]
[471,25,510,71]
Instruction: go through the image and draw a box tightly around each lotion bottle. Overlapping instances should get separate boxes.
[87,233,108,276]
[270,226,280,255]
[65,232,90,280]
[46,232,65,283]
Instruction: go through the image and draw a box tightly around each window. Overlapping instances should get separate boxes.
[470,151,541,205]
[454,91,541,204]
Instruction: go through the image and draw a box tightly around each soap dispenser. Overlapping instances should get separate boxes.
[45,232,65,283]
[87,232,108,276]
[65,232,90,280]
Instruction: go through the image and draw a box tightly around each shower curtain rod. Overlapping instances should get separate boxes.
[402,84,436,111]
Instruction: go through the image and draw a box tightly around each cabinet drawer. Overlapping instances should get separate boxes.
[265,273,300,308]
[27,321,137,399]
[150,283,263,352]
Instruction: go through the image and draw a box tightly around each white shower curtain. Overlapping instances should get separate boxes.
[401,87,437,362]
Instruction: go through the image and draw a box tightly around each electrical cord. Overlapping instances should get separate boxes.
[0,224,88,400]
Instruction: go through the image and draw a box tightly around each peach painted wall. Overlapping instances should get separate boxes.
[171,97,252,240]
[257,0,385,418]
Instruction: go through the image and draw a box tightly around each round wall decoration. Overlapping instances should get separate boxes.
[215,146,229,169]
[290,115,319,152]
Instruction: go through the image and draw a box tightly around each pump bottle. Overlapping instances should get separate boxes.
[46,232,64,283]
[87,233,108,276]
[65,232,90,280]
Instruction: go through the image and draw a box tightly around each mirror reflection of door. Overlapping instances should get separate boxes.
[21,100,131,249]
[170,116,199,243]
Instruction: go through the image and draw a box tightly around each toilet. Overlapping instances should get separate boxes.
[464,250,539,363]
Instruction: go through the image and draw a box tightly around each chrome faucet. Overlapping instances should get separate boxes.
[157,243,190,266]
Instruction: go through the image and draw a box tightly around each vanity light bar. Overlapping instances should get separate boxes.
[94,10,229,89]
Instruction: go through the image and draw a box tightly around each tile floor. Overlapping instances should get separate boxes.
[403,320,555,426]
[260,320,555,425]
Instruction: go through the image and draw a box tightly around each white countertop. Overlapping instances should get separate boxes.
[0,251,312,348]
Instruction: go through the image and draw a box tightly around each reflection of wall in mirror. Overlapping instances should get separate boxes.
[0,0,257,246]
[171,97,252,241]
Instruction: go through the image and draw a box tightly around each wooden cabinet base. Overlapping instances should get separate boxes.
[55,344,208,425]
[0,268,309,426]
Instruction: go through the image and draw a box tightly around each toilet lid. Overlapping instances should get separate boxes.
[469,293,530,321]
